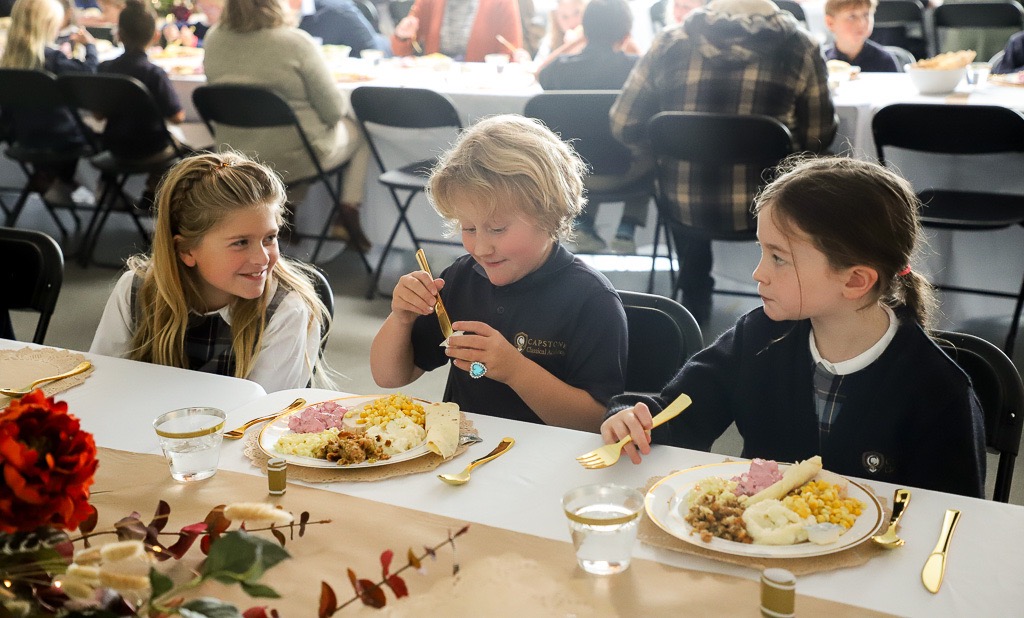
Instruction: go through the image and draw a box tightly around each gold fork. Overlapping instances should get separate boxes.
[0,361,93,398]
[415,249,454,339]
[575,393,692,469]
[223,398,306,440]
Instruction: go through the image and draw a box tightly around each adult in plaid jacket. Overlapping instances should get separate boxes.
[610,0,837,323]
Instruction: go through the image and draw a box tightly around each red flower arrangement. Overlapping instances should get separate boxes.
[0,389,98,534]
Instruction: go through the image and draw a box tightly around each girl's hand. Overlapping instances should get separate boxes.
[600,403,654,465]
[444,320,520,383]
[390,271,444,324]
[394,15,419,41]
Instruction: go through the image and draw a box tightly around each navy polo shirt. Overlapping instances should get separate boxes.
[410,243,628,425]
[98,49,183,157]
[824,39,899,73]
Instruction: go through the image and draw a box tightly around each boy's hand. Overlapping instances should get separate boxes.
[444,320,520,383]
[390,271,444,323]
[600,403,654,465]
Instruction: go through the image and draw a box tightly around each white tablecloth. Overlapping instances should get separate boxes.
[4,338,1022,617]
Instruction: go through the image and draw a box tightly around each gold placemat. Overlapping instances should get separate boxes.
[0,346,94,407]
[637,472,893,576]
[241,414,478,482]
[91,449,893,616]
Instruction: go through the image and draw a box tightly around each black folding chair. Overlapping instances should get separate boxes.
[524,91,659,282]
[388,0,415,25]
[885,45,917,70]
[645,112,795,314]
[59,73,189,267]
[932,1,1024,59]
[0,227,63,344]
[935,330,1023,503]
[872,0,928,60]
[619,290,703,395]
[872,103,1024,356]
[349,86,463,299]
[192,84,371,269]
[0,69,94,242]
[355,0,380,32]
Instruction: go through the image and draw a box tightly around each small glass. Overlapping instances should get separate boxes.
[153,407,225,482]
[484,52,510,74]
[967,62,991,86]
[562,484,644,575]
[360,48,385,66]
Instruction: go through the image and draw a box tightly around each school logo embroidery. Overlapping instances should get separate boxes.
[862,452,885,474]
[514,332,567,357]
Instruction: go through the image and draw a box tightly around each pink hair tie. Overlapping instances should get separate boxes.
[897,266,912,276]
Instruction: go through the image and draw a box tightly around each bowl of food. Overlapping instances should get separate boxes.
[906,50,975,94]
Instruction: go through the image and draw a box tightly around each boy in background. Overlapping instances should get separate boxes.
[823,0,898,72]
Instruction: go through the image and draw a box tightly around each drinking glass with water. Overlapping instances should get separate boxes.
[153,407,225,482]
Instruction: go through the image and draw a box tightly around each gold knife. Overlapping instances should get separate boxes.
[414,249,454,339]
[921,509,962,593]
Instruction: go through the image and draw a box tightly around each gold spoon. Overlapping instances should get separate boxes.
[223,398,306,440]
[438,437,514,485]
[872,488,912,548]
[0,361,93,398]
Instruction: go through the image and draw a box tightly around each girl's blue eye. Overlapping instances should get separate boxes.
[772,254,786,265]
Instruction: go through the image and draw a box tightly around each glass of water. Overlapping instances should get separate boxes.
[153,407,225,482]
[562,484,644,575]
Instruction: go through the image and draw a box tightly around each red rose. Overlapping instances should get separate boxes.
[0,390,98,533]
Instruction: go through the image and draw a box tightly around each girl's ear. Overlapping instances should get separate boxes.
[175,235,197,267]
[842,265,879,300]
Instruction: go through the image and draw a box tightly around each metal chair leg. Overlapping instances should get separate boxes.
[365,190,421,299]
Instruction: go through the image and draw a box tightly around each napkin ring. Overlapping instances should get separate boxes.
[469,361,487,379]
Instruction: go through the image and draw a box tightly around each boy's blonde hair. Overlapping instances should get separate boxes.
[825,0,877,17]
[427,114,586,239]
[0,0,63,70]
[128,151,333,386]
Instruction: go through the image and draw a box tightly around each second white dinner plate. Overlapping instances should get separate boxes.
[645,461,885,558]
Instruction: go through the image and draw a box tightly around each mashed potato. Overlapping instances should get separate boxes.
[365,417,426,456]
[683,476,738,509]
[274,427,341,458]
[742,499,815,545]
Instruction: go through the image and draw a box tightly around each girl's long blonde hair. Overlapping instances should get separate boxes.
[128,151,333,384]
[0,0,64,70]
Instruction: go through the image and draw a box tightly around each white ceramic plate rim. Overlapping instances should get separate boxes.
[257,395,431,469]
[645,461,884,558]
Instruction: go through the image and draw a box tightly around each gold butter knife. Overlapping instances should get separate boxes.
[414,249,454,339]
[921,509,962,593]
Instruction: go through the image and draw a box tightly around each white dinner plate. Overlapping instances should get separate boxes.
[645,461,885,558]
[258,395,431,469]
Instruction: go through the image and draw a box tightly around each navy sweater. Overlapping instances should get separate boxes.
[608,307,986,498]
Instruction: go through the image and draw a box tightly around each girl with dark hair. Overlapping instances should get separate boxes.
[599,156,987,497]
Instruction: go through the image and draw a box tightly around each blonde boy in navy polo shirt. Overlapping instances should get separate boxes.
[370,115,628,432]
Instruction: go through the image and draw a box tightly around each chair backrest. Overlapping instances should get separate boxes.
[355,0,380,32]
[58,73,181,157]
[885,45,917,69]
[933,1,1024,29]
[524,91,633,176]
[935,330,1023,502]
[619,290,703,394]
[0,68,92,148]
[875,0,926,26]
[349,86,462,130]
[647,111,794,168]
[650,0,668,31]
[872,103,1024,159]
[0,227,63,344]
[775,0,807,23]
[192,84,331,181]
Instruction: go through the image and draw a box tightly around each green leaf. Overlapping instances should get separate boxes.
[179,597,245,618]
[202,531,290,584]
[150,566,175,599]
[239,581,282,598]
